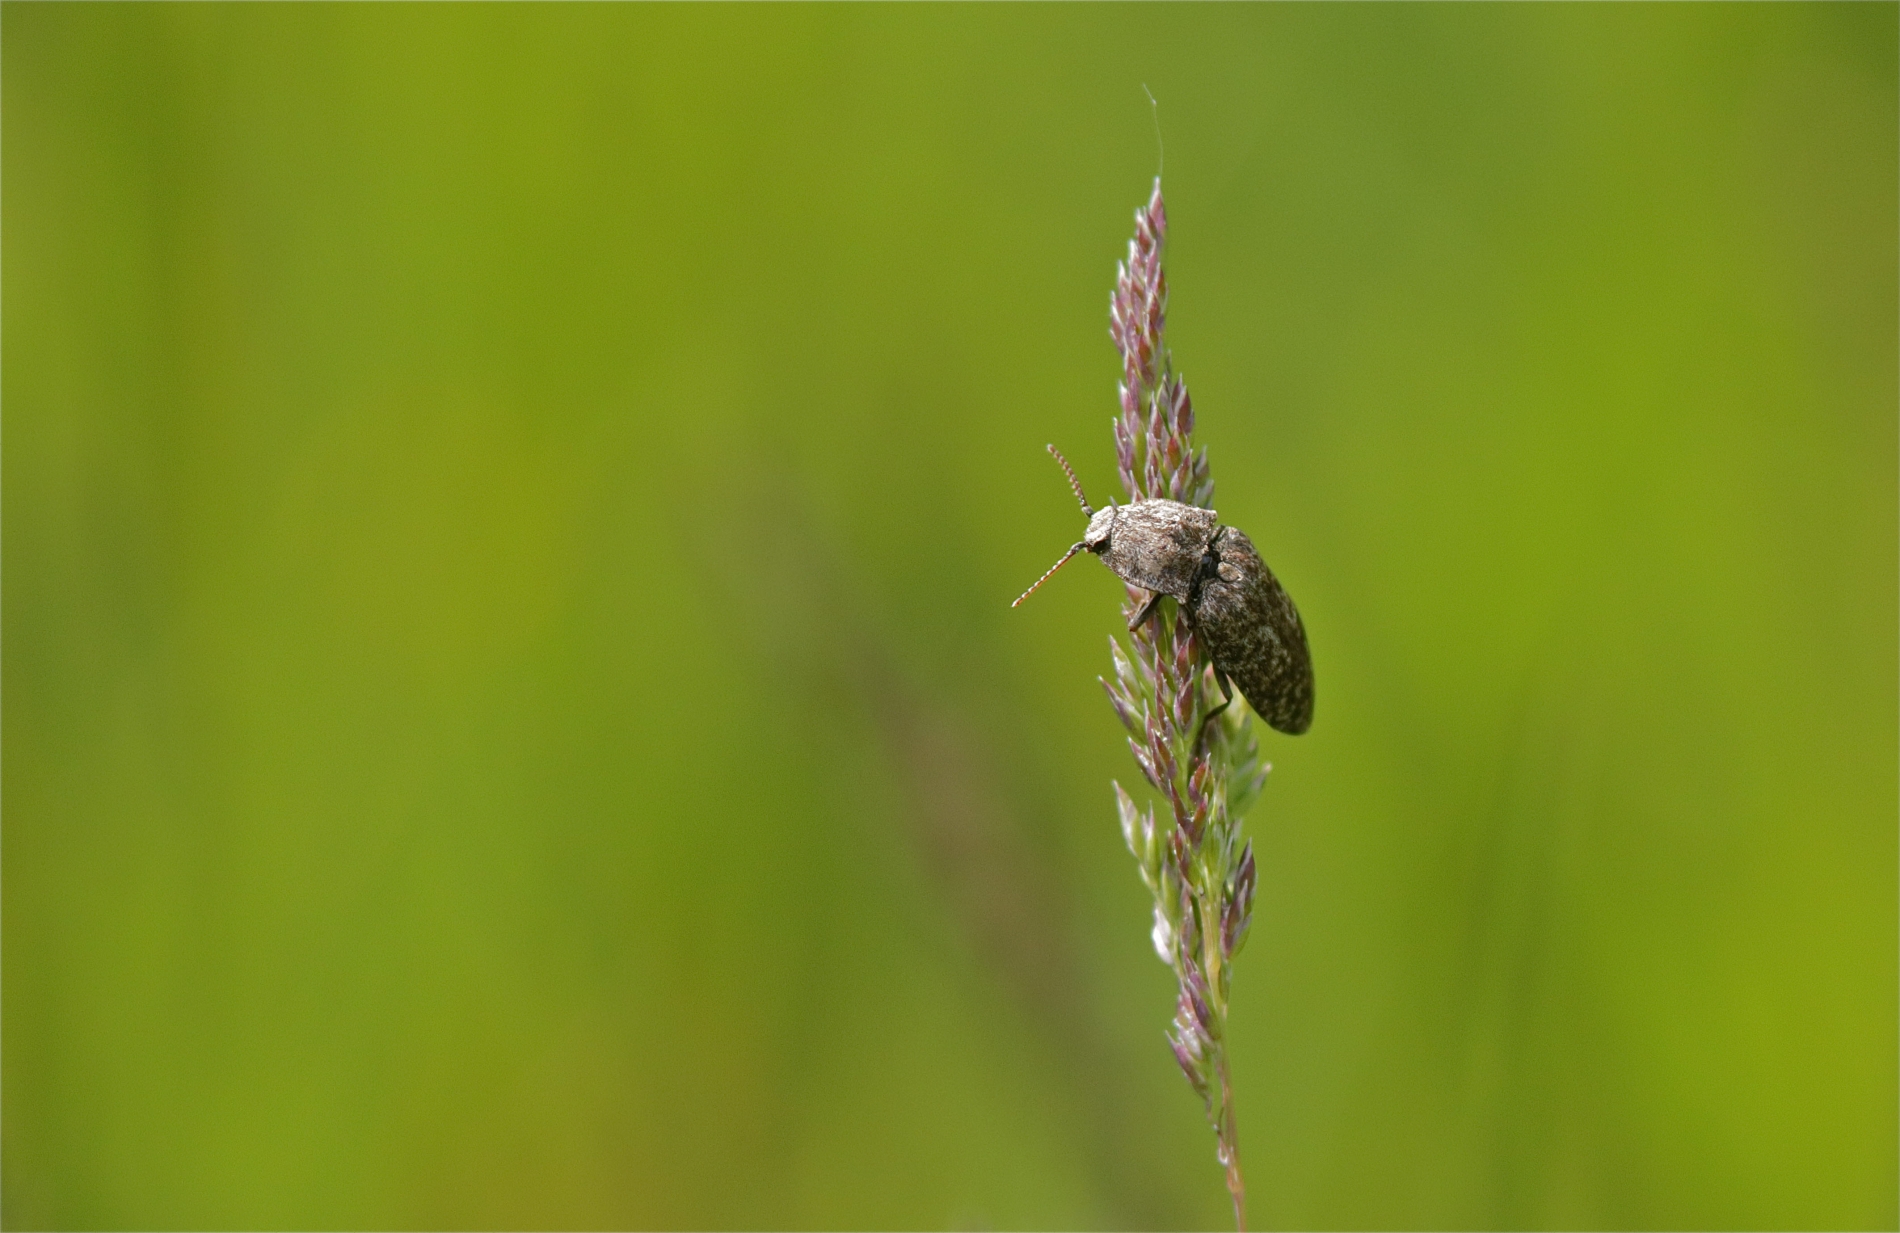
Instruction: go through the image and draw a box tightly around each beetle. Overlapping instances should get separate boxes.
[1013,444,1313,737]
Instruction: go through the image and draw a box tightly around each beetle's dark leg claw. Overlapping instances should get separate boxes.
[1128,589,1164,633]
[1194,665,1236,753]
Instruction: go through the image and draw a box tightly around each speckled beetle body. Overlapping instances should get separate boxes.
[1014,445,1314,737]
[1187,523,1313,736]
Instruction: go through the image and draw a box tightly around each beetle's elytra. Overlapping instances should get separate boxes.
[1013,445,1314,736]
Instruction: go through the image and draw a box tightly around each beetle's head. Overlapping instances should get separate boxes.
[1083,504,1117,553]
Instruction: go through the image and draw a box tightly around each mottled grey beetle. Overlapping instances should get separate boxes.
[1013,444,1314,737]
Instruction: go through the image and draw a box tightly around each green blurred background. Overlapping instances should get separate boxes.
[4,4,1894,1229]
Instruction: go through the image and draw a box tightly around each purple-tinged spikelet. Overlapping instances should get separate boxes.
[1097,179,1270,1231]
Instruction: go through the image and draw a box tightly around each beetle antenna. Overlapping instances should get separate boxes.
[1011,541,1088,608]
[1046,444,1094,517]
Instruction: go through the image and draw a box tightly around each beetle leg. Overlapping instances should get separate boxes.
[1195,663,1235,753]
[1129,590,1164,631]
[1127,589,1165,632]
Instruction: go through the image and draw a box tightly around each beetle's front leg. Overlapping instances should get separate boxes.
[1127,588,1165,633]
